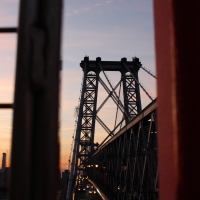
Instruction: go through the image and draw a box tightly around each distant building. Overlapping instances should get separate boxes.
[1,153,6,172]
[61,170,69,186]
[60,170,69,199]
[0,167,10,198]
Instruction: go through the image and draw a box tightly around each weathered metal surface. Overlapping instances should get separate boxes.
[154,1,200,199]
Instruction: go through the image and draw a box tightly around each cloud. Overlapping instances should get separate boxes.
[73,10,79,14]
[68,6,91,16]
[84,7,90,11]
[72,7,90,15]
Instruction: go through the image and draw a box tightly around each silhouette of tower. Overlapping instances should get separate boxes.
[67,56,142,199]
[1,153,6,172]
[76,56,142,166]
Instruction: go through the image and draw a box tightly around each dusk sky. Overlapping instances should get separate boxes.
[0,0,156,171]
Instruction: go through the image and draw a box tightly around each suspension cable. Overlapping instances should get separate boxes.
[140,64,157,79]
[68,137,74,169]
[123,63,154,101]
[98,63,131,120]
[98,116,126,148]
[114,79,122,132]
[68,106,79,169]
[98,78,126,116]
[68,71,85,169]
[97,79,121,113]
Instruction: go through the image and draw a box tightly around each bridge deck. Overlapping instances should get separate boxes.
[95,98,157,154]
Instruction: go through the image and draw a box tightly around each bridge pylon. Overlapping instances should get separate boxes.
[67,56,142,199]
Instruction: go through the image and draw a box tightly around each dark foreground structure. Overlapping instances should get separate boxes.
[0,0,62,199]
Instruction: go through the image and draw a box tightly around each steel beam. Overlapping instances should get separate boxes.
[154,0,200,199]
[0,104,13,109]
[80,58,141,72]
[0,28,17,33]
[86,102,157,199]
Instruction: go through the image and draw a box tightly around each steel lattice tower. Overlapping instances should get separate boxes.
[77,56,142,166]
[67,56,142,199]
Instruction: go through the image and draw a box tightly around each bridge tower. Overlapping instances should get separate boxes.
[78,56,142,165]
[67,56,142,199]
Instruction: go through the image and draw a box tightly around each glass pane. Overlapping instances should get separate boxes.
[0,34,17,103]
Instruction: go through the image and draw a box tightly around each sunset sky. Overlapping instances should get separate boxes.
[0,0,156,171]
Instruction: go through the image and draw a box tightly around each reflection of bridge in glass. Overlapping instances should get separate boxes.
[67,57,157,200]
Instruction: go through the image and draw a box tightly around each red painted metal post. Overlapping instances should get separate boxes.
[154,1,200,199]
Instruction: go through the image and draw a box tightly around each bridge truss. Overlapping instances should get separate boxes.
[67,57,157,200]
[86,100,157,200]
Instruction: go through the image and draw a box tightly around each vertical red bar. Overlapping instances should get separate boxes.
[154,1,177,199]
[154,0,200,199]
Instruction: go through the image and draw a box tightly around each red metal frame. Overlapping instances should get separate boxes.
[154,1,200,199]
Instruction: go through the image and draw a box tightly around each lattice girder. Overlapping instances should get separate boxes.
[86,101,158,200]
[74,57,142,168]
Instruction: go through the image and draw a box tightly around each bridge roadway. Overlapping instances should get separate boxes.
[74,179,103,200]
